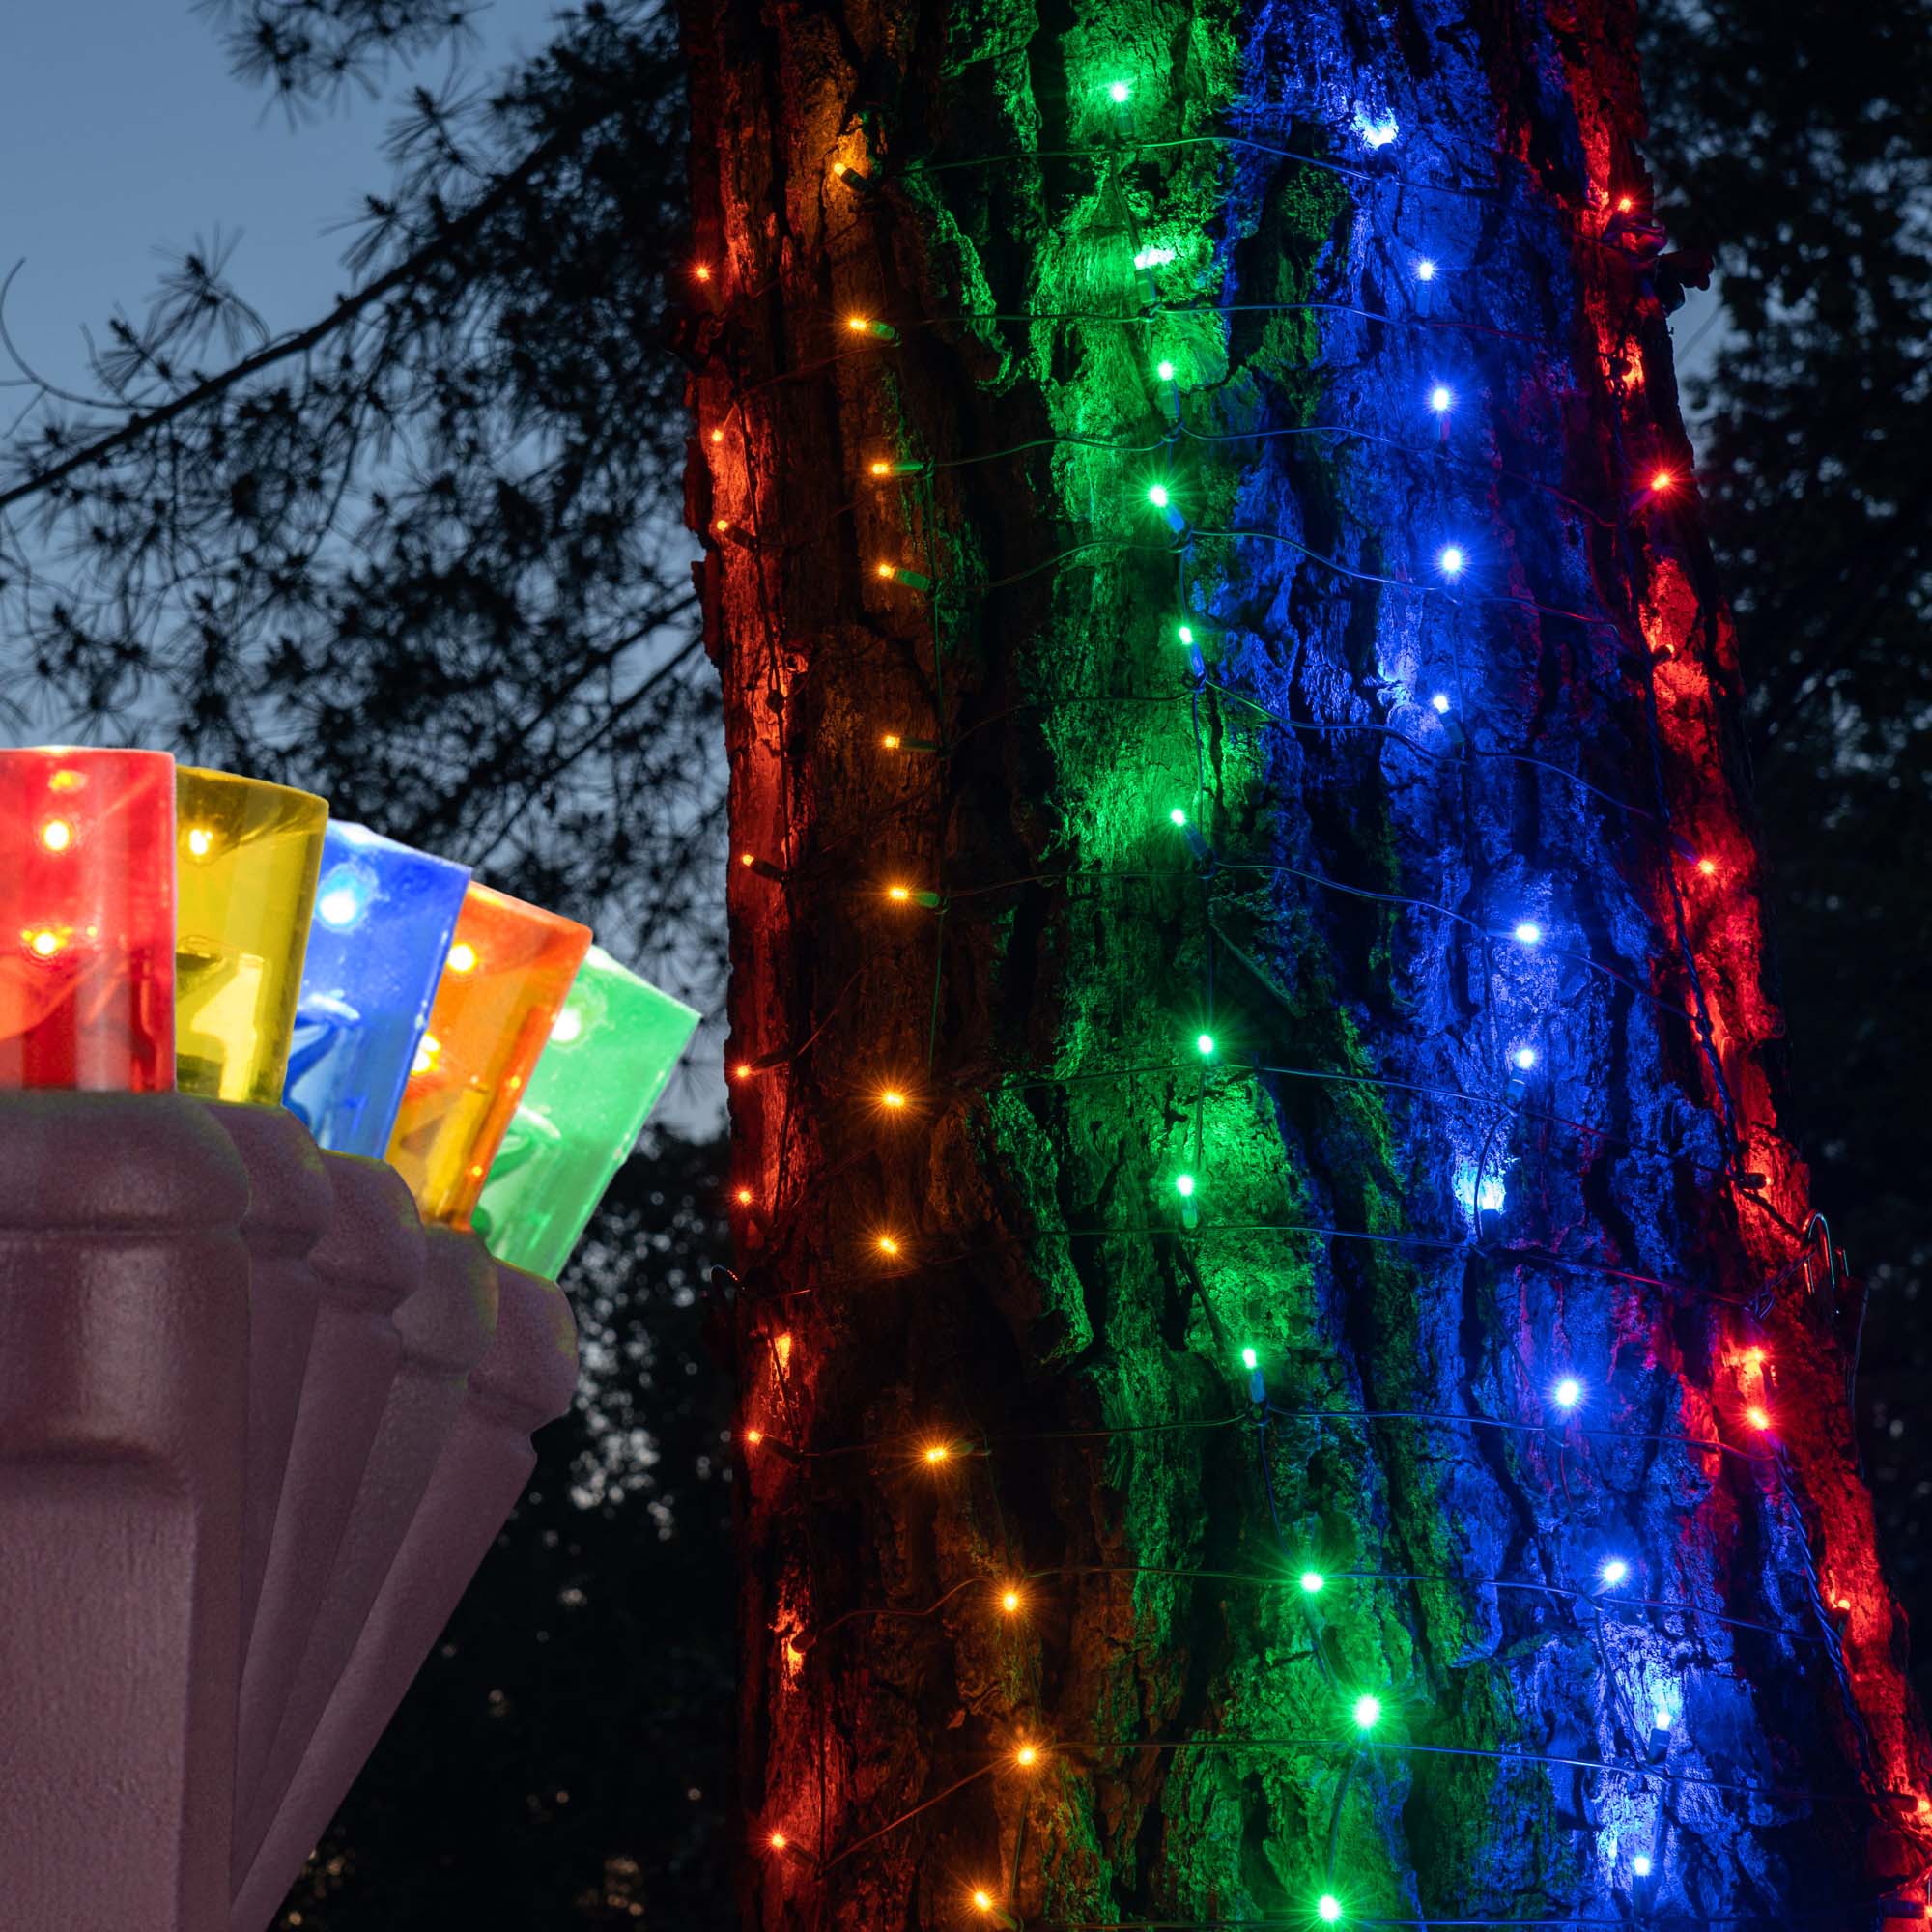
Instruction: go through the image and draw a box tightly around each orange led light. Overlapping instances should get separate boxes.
[877,1234,900,1256]
[735,1186,754,1206]
[732,1061,753,1080]
[715,518,731,533]
[710,428,724,444]
[693,263,713,282]
[768,1832,787,1851]
[744,1428,763,1445]
[887,884,910,901]
[881,732,902,749]
[1000,1587,1021,1613]
[923,1443,950,1464]
[1014,1744,1038,1767]
[847,315,869,333]
[973,1891,994,1913]
[739,852,754,867]
[25,928,67,960]
[1747,1406,1771,1430]
[447,940,478,974]
[1617,194,1634,213]
[880,1087,906,1110]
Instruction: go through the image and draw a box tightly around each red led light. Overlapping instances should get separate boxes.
[1,748,177,1091]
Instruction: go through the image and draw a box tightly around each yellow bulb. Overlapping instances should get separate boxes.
[973,1892,993,1912]
[1000,1588,1020,1613]
[769,1831,787,1850]
[1014,1745,1037,1767]
[923,1443,950,1464]
[447,941,479,975]
[877,1235,900,1256]
[875,560,895,579]
[881,731,901,749]
[25,928,65,959]
[887,884,910,902]
[185,824,214,858]
[832,160,848,176]
[732,1062,753,1081]
[1747,1405,1770,1430]
[880,1088,906,1110]
[847,315,869,333]
[710,428,724,444]
[47,768,83,793]
[735,1186,754,1206]
[745,1428,763,1445]
[39,819,73,853]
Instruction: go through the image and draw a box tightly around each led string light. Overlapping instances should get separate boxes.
[706,68,1919,1932]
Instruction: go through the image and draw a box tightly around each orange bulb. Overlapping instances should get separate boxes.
[732,1061,753,1081]
[973,1891,994,1913]
[881,732,901,749]
[1014,1745,1038,1767]
[832,160,848,177]
[715,518,731,533]
[1697,858,1717,877]
[710,427,724,444]
[875,560,895,579]
[447,940,478,974]
[694,263,713,282]
[745,1428,763,1446]
[923,1443,950,1464]
[869,459,890,476]
[847,315,869,333]
[1650,469,1674,494]
[887,884,910,902]
[880,1088,906,1110]
[877,1234,900,1256]
[769,1831,787,1850]
[1000,1587,1021,1613]
[739,852,755,867]
[1616,194,1634,213]
[735,1186,754,1206]
[1747,1406,1770,1430]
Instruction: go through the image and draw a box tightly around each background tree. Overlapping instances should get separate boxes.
[1636,0,1932,1691]
[683,0,1932,1927]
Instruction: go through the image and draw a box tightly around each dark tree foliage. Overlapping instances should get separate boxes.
[1638,0,1932,1688]
[0,0,722,1032]
[277,1131,734,1930]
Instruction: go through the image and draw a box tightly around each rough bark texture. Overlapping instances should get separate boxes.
[682,0,1932,1924]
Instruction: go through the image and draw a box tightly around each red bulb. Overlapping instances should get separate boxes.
[1,748,177,1092]
[1650,469,1674,494]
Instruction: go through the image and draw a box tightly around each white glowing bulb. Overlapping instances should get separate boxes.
[1428,384,1452,413]
[1438,545,1465,577]
[1633,1856,1652,1878]
[1600,1557,1630,1587]
[317,887,363,929]
[552,1007,584,1044]
[1513,1046,1537,1070]
[1653,1706,1673,1731]
[1554,1377,1581,1410]
[1430,693,1451,714]
[1415,258,1437,282]
[1514,921,1543,946]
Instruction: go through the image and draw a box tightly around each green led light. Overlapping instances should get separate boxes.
[1318,1896,1343,1924]
[1169,807,1187,827]
[1147,482,1170,509]
[1240,1346,1258,1371]
[1108,79,1130,103]
[1352,1693,1382,1731]
[1178,623,1194,645]
[1156,358,1176,382]
[1196,1032,1215,1057]
[1175,1173,1196,1199]
[1299,1570,1325,1594]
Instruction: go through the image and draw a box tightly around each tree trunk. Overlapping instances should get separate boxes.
[681,0,1932,1924]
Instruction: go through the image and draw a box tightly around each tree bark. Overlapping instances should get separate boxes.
[681,0,1932,1924]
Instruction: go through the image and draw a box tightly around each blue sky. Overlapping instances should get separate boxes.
[1,2,565,395]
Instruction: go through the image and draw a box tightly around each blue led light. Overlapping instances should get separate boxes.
[281,822,473,1156]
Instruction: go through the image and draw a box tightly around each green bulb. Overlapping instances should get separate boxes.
[1147,482,1170,509]
[1299,1570,1325,1594]
[1318,1896,1343,1924]
[1108,79,1130,103]
[1240,1346,1258,1371]
[1169,807,1187,827]
[1352,1693,1382,1731]
[1175,1173,1196,1199]
[1178,623,1194,645]
[1156,358,1176,382]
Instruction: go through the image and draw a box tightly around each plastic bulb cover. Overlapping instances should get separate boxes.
[385,881,591,1227]
[283,822,473,1155]
[174,766,327,1103]
[473,946,701,1278]
[0,747,177,1091]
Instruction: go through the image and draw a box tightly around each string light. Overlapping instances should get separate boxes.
[923,1442,951,1464]
[1300,1571,1325,1595]
[1649,469,1675,494]
[877,1234,901,1256]
[1437,544,1465,576]
[1633,1855,1653,1877]
[1513,1046,1537,1070]
[879,1086,908,1110]
[1014,1744,1039,1768]
[1697,857,1718,877]
[1430,692,1451,714]
[1240,1347,1259,1371]
[1514,921,1544,946]
[1174,1173,1196,1199]
[1156,358,1176,381]
[1318,1894,1344,1922]
[1600,1557,1631,1587]
[1747,1405,1772,1431]
[734,1185,753,1207]
[1169,807,1187,827]
[1554,1377,1582,1410]
[1196,1032,1215,1057]
[710,427,724,444]
[768,1831,787,1851]
[1147,483,1171,509]
[846,315,899,341]
[39,819,72,852]
[1107,80,1130,103]
[1351,1693,1382,1731]
[1428,384,1453,414]
[1414,258,1436,281]
[1000,1586,1021,1613]
[692,262,712,283]
[875,561,934,589]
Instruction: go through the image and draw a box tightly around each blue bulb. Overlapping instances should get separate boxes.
[283,822,473,1156]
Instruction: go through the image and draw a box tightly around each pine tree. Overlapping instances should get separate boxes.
[682,0,1932,1924]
